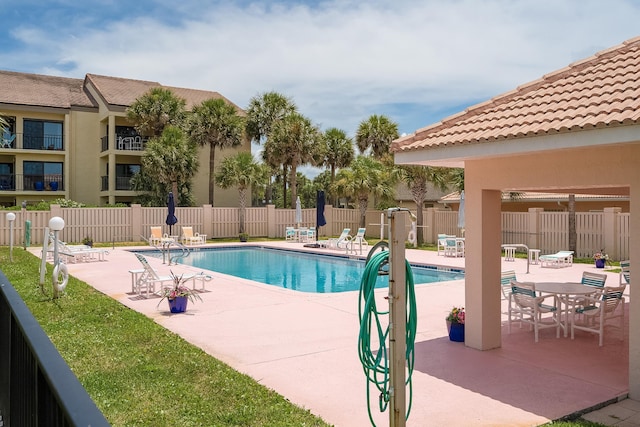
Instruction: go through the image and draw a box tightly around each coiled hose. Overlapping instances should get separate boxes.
[358,249,417,426]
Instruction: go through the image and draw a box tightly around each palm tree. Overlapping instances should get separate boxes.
[187,98,246,205]
[333,156,396,228]
[399,165,451,245]
[126,88,187,137]
[319,127,354,205]
[266,112,321,208]
[215,152,263,234]
[134,126,198,206]
[246,91,297,207]
[355,114,399,159]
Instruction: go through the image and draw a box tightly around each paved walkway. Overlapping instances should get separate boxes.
[38,242,638,426]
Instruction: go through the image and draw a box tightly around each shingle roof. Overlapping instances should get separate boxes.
[0,70,97,109]
[85,74,238,111]
[392,36,640,153]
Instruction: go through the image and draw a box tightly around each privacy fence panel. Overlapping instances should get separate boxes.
[576,212,603,259]
[539,212,569,254]
[501,212,529,245]
[434,210,459,236]
[60,207,131,244]
[212,208,238,238]
[617,213,631,260]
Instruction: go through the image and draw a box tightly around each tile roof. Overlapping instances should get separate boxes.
[392,36,640,153]
[0,70,97,109]
[440,191,629,203]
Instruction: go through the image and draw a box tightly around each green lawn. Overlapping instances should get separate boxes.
[1,247,330,426]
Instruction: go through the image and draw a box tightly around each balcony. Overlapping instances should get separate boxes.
[0,174,64,192]
[0,133,64,151]
[100,134,149,152]
[101,175,135,191]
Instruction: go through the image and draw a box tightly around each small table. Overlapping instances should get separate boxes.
[504,246,516,261]
[534,282,595,337]
[528,249,541,265]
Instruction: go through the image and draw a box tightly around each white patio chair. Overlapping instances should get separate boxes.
[508,280,561,343]
[571,285,625,346]
[132,253,210,297]
[181,226,206,245]
[620,260,630,286]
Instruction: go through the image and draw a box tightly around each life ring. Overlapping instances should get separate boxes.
[53,262,69,293]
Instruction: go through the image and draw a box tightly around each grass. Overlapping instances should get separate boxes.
[0,245,611,426]
[1,247,330,427]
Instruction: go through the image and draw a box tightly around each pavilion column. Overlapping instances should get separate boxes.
[629,184,640,398]
[464,187,502,350]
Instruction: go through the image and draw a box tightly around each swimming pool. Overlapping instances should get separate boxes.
[141,246,464,293]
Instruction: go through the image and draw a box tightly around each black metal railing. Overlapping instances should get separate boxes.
[0,174,65,192]
[0,272,110,426]
[100,175,135,191]
[0,133,65,151]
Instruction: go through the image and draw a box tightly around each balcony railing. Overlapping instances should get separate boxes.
[0,133,64,151]
[100,134,149,152]
[0,174,64,192]
[0,272,110,426]
[100,175,135,191]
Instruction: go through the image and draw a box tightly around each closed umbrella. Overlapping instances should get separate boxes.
[316,190,326,241]
[457,190,465,233]
[295,196,302,228]
[166,192,178,236]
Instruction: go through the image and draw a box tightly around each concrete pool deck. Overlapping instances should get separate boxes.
[38,242,634,426]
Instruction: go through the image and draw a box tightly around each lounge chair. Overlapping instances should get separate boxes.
[346,228,368,253]
[319,228,350,249]
[130,253,211,297]
[47,234,109,263]
[181,226,206,246]
[539,251,574,268]
[571,285,625,346]
[149,226,173,246]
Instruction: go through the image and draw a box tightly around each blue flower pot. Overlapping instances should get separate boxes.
[168,296,188,313]
[448,322,465,342]
[595,259,605,269]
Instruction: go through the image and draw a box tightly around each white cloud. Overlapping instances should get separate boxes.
[6,0,640,138]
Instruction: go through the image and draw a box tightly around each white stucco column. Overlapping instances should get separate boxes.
[465,187,503,350]
[629,185,640,398]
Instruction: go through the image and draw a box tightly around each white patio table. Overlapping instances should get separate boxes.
[534,282,595,337]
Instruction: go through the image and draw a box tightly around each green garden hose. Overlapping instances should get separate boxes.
[358,250,417,426]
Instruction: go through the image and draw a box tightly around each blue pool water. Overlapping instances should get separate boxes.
[141,246,464,293]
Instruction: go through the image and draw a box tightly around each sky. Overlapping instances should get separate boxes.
[1,0,639,149]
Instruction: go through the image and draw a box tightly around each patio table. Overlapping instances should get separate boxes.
[534,282,594,337]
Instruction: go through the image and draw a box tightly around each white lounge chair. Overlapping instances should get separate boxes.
[540,251,574,268]
[47,234,109,263]
[346,228,368,253]
[319,228,350,249]
[181,226,206,246]
[149,226,173,246]
[131,253,210,297]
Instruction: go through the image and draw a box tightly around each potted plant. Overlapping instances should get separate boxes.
[239,232,249,242]
[446,306,465,342]
[593,250,609,269]
[157,271,203,313]
[82,236,93,247]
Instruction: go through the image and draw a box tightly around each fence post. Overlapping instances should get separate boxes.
[603,207,622,261]
[528,208,543,251]
[324,205,334,236]
[425,208,436,244]
[131,204,142,242]
[202,205,213,239]
[266,204,276,238]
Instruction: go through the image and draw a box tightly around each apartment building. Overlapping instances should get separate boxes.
[0,70,249,207]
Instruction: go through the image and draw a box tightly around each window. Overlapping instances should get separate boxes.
[0,163,14,190]
[24,161,63,191]
[115,164,140,190]
[23,119,63,150]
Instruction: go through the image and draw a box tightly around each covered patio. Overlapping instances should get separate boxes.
[393,36,640,402]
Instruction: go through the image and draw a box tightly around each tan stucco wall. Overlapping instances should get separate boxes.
[462,142,640,396]
[69,110,101,204]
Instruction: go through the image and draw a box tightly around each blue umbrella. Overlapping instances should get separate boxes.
[166,192,178,235]
[316,190,327,239]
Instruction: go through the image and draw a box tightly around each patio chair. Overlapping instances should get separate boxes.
[570,271,608,309]
[508,280,561,342]
[571,285,625,346]
[346,228,368,251]
[444,237,464,257]
[285,226,296,241]
[297,227,310,243]
[539,251,574,268]
[132,253,210,297]
[181,226,206,246]
[307,226,316,241]
[501,270,517,315]
[620,260,630,286]
[436,234,449,255]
